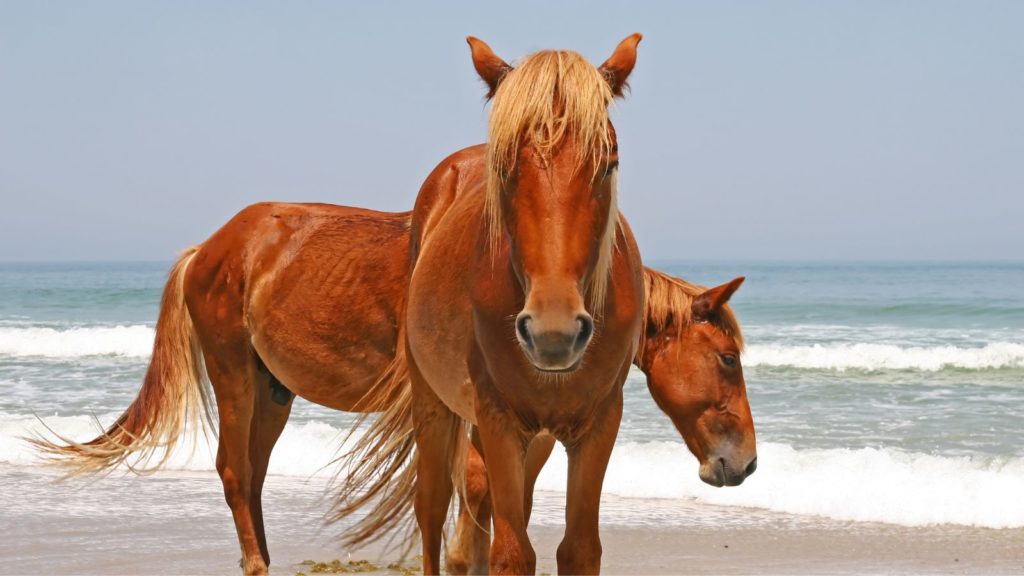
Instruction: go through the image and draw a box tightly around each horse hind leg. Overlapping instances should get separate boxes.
[446,431,491,575]
[409,358,461,576]
[204,345,269,575]
[248,362,294,568]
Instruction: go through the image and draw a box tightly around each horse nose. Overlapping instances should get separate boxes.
[515,311,592,371]
[516,314,535,351]
[718,454,757,487]
[573,313,594,353]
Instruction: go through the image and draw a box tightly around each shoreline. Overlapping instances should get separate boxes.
[2,467,1022,575]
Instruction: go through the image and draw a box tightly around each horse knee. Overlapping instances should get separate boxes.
[557,535,601,574]
[490,531,535,575]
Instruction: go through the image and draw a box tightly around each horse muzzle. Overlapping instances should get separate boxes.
[515,311,594,372]
[699,454,757,487]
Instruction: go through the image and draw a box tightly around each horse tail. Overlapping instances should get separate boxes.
[30,246,214,475]
[327,301,420,551]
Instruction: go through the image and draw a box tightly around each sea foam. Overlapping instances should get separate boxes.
[744,341,1024,371]
[2,325,1023,372]
[535,441,1024,529]
[0,325,154,358]
[4,413,1023,529]
[0,412,341,478]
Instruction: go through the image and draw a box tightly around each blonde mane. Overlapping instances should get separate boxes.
[640,268,745,357]
[484,49,618,307]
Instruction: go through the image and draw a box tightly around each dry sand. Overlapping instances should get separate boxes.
[2,468,1022,575]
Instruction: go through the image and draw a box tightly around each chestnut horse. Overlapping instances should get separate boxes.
[393,36,646,575]
[34,202,416,575]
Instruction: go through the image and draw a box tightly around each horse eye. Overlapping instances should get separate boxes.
[719,354,737,368]
[602,161,619,179]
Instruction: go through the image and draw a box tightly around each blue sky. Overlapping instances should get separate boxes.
[1,1,1021,261]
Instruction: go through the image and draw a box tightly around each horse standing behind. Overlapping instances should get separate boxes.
[33,203,415,575]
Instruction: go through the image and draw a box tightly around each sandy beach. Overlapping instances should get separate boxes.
[3,467,1021,575]
[3,0,1024,573]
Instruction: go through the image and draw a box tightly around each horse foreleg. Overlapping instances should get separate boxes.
[448,431,553,575]
[523,434,556,525]
[447,430,491,575]
[556,388,623,575]
[410,361,458,576]
[247,370,294,568]
[206,349,268,575]
[475,400,534,576]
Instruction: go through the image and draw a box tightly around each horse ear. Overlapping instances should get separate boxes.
[692,277,745,321]
[599,33,642,97]
[467,36,513,99]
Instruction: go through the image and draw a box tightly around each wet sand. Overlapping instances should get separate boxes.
[2,468,1022,575]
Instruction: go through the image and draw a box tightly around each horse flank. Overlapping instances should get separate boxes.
[638,267,745,361]
[484,49,618,307]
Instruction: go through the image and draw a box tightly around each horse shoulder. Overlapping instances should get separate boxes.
[411,144,487,258]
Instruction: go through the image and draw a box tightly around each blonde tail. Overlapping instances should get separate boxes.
[30,246,213,475]
[326,286,475,554]
[327,311,419,551]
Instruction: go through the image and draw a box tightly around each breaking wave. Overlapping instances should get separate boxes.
[5,413,1023,529]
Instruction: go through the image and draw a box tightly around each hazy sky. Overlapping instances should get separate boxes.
[1,1,1021,261]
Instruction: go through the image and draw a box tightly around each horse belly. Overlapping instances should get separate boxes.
[246,244,404,411]
[250,332,390,411]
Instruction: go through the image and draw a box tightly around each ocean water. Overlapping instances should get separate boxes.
[1,261,1023,532]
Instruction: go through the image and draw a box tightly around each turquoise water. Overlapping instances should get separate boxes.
[1,260,1023,528]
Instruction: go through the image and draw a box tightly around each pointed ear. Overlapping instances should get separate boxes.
[467,36,512,99]
[599,33,642,97]
[692,277,744,321]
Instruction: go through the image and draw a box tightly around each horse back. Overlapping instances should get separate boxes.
[185,202,413,410]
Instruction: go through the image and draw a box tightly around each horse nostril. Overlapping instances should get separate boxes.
[744,456,758,477]
[574,314,594,351]
[516,315,534,350]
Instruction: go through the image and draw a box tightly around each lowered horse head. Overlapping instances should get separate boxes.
[639,269,757,487]
[467,34,641,372]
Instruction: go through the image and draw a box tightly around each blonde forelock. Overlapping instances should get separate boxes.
[639,268,745,360]
[483,49,618,308]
